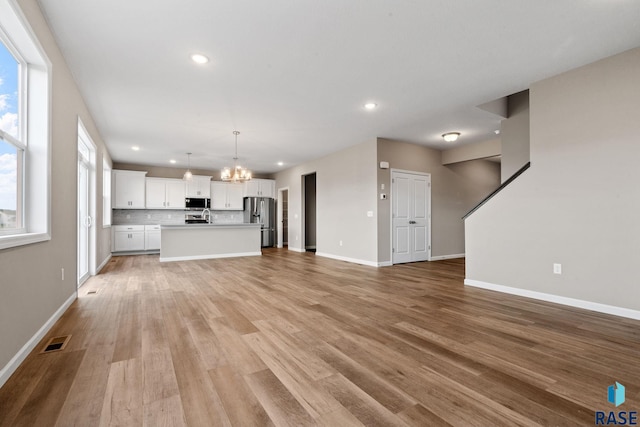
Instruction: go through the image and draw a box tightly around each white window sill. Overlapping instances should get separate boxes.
[0,232,51,250]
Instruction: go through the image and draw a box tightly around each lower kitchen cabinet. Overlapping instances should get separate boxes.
[144,225,161,250]
[113,225,145,252]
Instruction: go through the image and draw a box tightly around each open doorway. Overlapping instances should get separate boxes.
[277,187,289,248]
[302,173,316,252]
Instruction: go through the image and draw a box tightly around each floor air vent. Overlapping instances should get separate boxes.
[41,335,71,354]
[86,289,99,295]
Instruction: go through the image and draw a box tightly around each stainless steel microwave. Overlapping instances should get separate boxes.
[185,198,210,209]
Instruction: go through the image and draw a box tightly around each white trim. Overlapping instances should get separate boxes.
[316,252,379,267]
[0,291,76,388]
[464,279,640,321]
[288,246,305,253]
[159,251,262,262]
[431,253,465,261]
[0,231,50,249]
[377,261,393,267]
[96,254,112,273]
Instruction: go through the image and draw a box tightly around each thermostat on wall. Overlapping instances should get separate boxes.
[379,161,389,169]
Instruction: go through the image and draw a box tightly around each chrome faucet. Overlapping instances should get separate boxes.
[201,208,211,224]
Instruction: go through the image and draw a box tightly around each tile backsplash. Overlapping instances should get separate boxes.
[113,209,244,225]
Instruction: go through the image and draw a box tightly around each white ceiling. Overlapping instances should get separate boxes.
[38,0,640,174]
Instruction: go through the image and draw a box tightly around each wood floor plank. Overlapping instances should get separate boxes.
[208,365,273,426]
[99,358,143,427]
[1,250,639,426]
[11,350,85,427]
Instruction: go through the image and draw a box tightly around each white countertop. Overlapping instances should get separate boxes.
[161,223,261,229]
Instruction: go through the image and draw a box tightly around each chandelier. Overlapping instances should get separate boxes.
[221,131,252,182]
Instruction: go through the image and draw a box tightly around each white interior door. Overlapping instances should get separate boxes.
[392,170,430,264]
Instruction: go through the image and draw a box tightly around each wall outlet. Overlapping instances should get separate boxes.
[339,240,343,246]
[61,267,64,281]
[367,211,373,217]
[553,263,562,275]
[295,235,298,241]
[381,183,385,190]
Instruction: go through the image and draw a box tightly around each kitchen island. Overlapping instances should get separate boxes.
[160,223,261,262]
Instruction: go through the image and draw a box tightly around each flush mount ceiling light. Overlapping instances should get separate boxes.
[442,132,461,142]
[183,152,193,181]
[221,131,252,182]
[364,102,378,110]
[169,159,176,164]
[191,53,209,64]
[277,161,284,166]
[131,146,140,151]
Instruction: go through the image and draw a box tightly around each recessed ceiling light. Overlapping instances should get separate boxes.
[277,161,284,166]
[442,132,460,142]
[169,159,177,164]
[364,102,378,110]
[191,54,209,64]
[131,146,140,151]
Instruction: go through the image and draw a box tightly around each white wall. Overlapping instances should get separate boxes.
[466,47,640,313]
[275,140,379,265]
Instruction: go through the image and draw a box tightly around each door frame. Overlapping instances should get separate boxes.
[390,168,432,264]
[77,118,97,287]
[277,186,289,248]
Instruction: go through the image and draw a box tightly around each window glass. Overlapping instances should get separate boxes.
[0,138,17,229]
[0,39,19,139]
[0,39,20,231]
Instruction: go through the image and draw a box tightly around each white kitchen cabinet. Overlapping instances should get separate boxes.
[211,181,244,210]
[243,179,275,198]
[146,178,186,209]
[144,225,161,250]
[113,170,147,208]
[186,175,212,198]
[113,225,145,252]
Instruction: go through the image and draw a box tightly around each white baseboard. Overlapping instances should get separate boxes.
[288,246,305,253]
[0,292,77,388]
[464,279,640,321]
[316,252,379,267]
[159,251,262,262]
[96,254,112,273]
[431,253,465,261]
[377,261,393,267]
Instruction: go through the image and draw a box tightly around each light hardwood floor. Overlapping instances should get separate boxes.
[1,249,639,426]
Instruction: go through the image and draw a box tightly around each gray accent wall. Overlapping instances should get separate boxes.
[466,47,640,311]
[501,90,530,182]
[377,138,500,263]
[1,0,112,373]
[275,140,378,264]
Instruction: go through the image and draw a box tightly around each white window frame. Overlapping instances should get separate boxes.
[0,0,52,250]
[103,157,111,227]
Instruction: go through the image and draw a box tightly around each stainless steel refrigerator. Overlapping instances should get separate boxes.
[244,197,275,247]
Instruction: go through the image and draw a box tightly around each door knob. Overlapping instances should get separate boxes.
[409,220,416,224]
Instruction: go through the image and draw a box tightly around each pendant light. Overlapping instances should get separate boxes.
[183,152,193,181]
[221,131,252,182]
